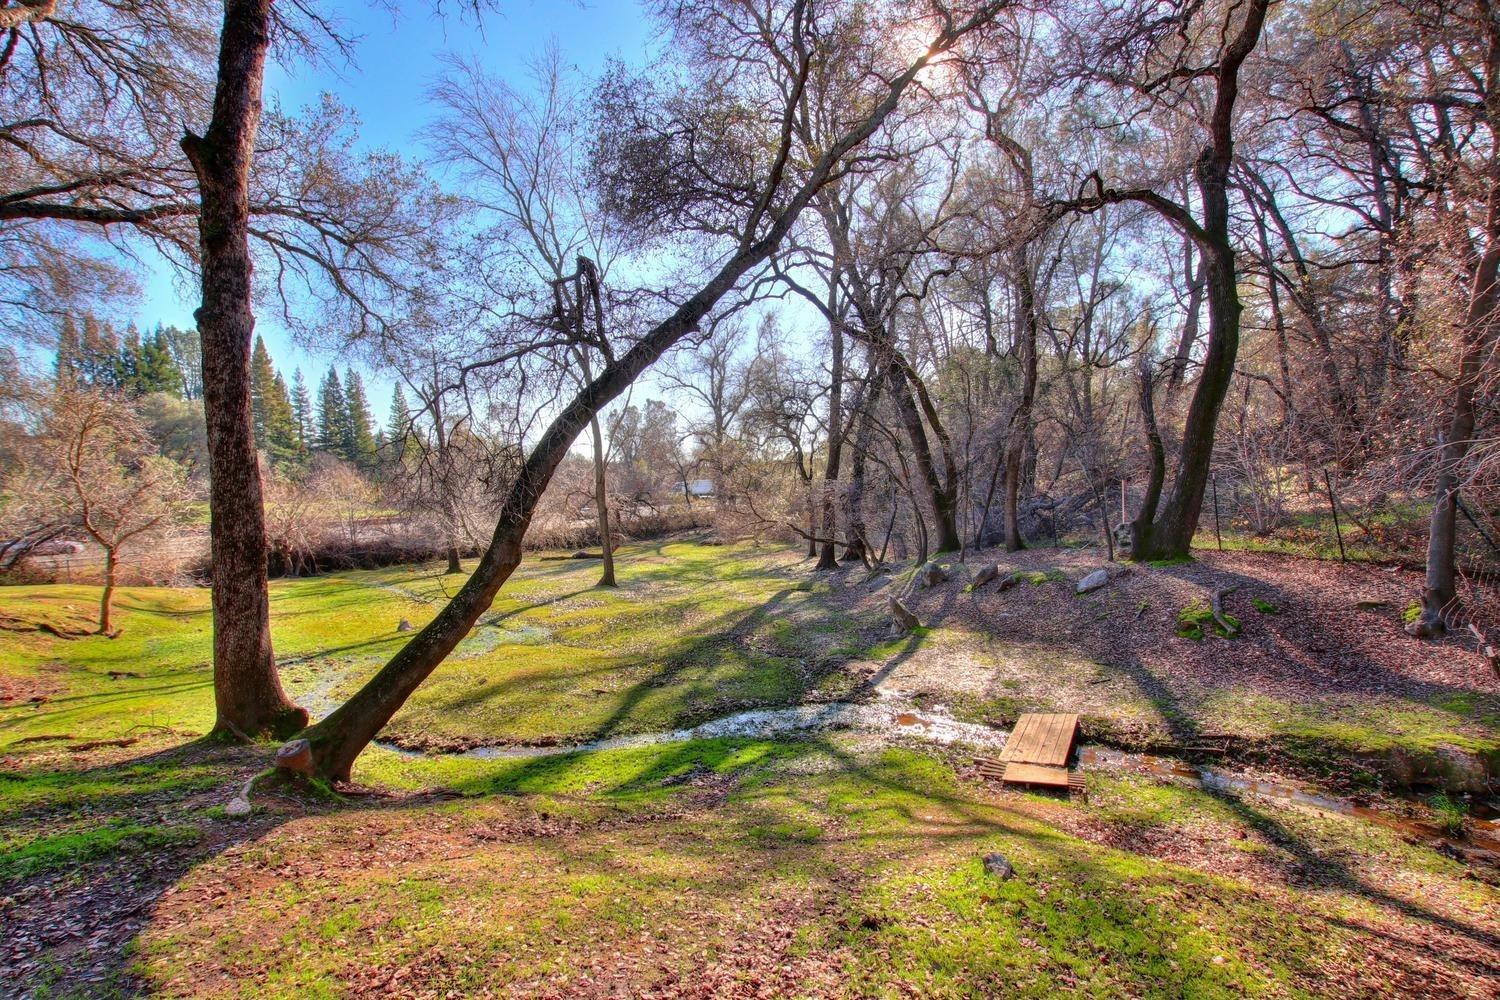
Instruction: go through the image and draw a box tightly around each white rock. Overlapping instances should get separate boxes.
[1076,569,1110,594]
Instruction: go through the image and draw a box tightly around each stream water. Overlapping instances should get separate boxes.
[288,670,1499,859]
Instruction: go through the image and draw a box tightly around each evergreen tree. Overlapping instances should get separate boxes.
[317,367,349,456]
[78,315,122,388]
[387,382,411,438]
[55,316,82,387]
[117,325,143,393]
[161,326,202,400]
[344,368,378,470]
[264,372,300,468]
[136,328,185,396]
[291,369,313,453]
[385,383,414,462]
[249,335,277,449]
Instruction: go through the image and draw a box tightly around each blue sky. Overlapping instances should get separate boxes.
[136,0,658,421]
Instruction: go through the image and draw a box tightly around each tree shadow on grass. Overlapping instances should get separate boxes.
[1096,652,1500,963]
[7,724,1493,997]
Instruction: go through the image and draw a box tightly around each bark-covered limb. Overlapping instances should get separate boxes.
[0,0,57,32]
[1210,586,1241,638]
[0,199,198,225]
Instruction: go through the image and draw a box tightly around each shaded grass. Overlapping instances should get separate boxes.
[117,737,1498,998]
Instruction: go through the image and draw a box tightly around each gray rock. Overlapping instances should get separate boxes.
[1076,569,1110,594]
[918,562,948,588]
[397,618,414,632]
[970,563,1001,589]
[888,596,920,635]
[982,852,1014,880]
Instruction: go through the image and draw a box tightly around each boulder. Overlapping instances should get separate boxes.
[888,596,920,635]
[918,562,948,588]
[397,618,413,632]
[996,572,1022,592]
[981,852,1014,880]
[1076,569,1110,594]
[970,563,1001,589]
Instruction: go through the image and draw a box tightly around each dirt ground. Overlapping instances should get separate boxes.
[819,546,1498,792]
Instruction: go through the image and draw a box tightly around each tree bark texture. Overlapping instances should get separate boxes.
[184,0,306,738]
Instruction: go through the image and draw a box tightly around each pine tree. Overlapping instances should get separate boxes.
[265,372,300,468]
[117,325,143,393]
[387,383,411,438]
[55,316,82,387]
[249,336,277,449]
[291,369,313,453]
[162,326,202,400]
[386,383,414,463]
[317,368,349,456]
[136,328,185,396]
[344,368,378,470]
[79,315,122,388]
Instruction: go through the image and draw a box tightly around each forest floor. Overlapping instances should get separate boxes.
[1,538,1497,997]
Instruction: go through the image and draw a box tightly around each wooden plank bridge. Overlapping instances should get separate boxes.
[976,712,1084,794]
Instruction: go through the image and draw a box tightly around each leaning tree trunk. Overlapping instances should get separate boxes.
[1412,177,1500,636]
[183,0,305,738]
[296,256,768,779]
[1133,242,1240,561]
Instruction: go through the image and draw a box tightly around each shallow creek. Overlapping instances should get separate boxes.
[315,680,1498,860]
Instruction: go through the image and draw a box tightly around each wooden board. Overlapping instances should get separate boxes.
[973,757,1088,795]
[999,713,1080,768]
[996,762,1071,788]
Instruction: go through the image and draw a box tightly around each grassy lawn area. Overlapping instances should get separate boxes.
[4,735,1495,997]
[2,540,1498,996]
[0,541,876,756]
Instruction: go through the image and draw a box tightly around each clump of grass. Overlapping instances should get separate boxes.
[1429,793,1467,838]
[0,820,200,881]
[748,820,822,845]
[1176,600,1240,641]
[1025,569,1067,586]
[1252,598,1280,615]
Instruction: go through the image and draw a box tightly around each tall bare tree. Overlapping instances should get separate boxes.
[1062,0,1272,561]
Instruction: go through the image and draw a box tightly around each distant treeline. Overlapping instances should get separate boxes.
[54,315,403,474]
